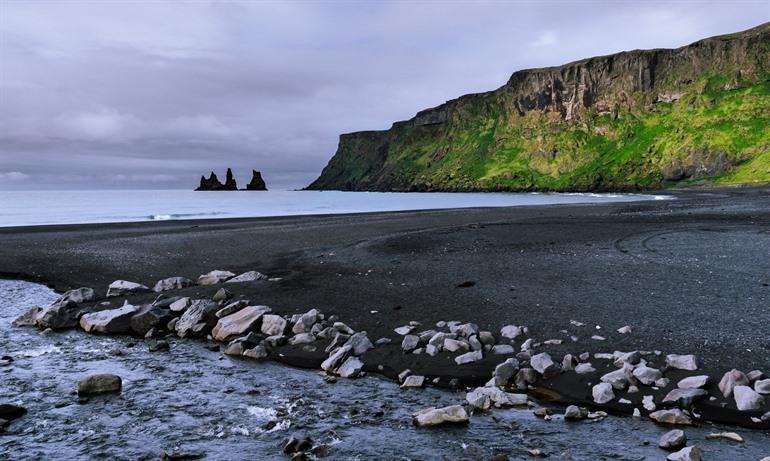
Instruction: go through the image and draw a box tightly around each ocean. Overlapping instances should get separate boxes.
[0,190,669,227]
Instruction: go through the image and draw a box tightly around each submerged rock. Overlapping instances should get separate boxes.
[659,429,687,450]
[666,446,702,461]
[12,306,42,327]
[77,374,122,396]
[0,404,27,421]
[412,405,469,427]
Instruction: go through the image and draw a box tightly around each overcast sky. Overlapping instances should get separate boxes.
[1,1,768,190]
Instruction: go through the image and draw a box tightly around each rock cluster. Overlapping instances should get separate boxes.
[195,168,237,191]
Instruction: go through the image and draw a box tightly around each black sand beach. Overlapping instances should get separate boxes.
[1,186,769,429]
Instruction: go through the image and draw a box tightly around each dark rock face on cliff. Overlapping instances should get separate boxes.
[308,23,770,192]
[195,168,238,191]
[246,170,268,191]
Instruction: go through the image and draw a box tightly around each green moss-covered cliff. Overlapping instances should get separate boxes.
[308,23,770,192]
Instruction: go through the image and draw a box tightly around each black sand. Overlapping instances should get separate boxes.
[1,186,769,427]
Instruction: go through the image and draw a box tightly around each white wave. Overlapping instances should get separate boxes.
[246,405,277,421]
[19,344,61,357]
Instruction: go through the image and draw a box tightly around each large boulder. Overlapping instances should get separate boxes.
[77,374,122,396]
[413,405,469,427]
[80,304,138,334]
[344,332,374,355]
[733,385,764,411]
[225,271,268,284]
[530,352,559,377]
[12,306,42,327]
[212,305,271,341]
[321,345,352,372]
[130,305,174,336]
[291,309,319,334]
[677,376,710,389]
[153,277,194,292]
[175,299,220,338]
[197,270,235,285]
[491,358,519,386]
[719,369,749,398]
[592,383,615,404]
[662,388,708,409]
[106,280,149,298]
[54,287,96,306]
[260,314,287,336]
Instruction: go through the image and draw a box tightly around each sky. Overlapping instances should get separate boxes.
[1,1,768,190]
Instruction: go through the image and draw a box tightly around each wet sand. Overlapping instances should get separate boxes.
[1,186,769,428]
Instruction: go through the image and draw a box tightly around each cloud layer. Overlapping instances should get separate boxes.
[1,1,768,189]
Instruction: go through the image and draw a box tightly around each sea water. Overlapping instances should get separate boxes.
[0,190,669,227]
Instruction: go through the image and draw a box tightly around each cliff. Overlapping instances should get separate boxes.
[308,23,770,192]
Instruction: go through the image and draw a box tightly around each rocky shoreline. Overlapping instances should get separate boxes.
[9,265,769,459]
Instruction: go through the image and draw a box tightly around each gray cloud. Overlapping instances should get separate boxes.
[1,0,768,189]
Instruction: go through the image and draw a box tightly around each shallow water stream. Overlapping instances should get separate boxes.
[1,279,767,460]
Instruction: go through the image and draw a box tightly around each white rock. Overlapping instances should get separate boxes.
[666,354,698,371]
[642,395,656,411]
[337,356,364,378]
[443,338,470,353]
[412,405,469,426]
[401,335,420,352]
[169,297,191,312]
[466,387,528,409]
[288,332,315,345]
[677,375,710,389]
[649,408,692,425]
[530,352,559,377]
[616,325,632,334]
[719,369,749,397]
[321,344,351,372]
[79,304,138,333]
[401,375,425,389]
[500,325,523,340]
[659,429,686,449]
[394,325,415,335]
[291,309,319,334]
[491,344,514,355]
[225,271,268,283]
[633,365,663,386]
[197,270,235,285]
[260,314,287,336]
[754,378,770,395]
[733,385,764,411]
[592,382,615,404]
[601,367,631,390]
[455,350,483,365]
[106,280,149,297]
[666,446,702,461]
[574,363,595,375]
[211,305,271,341]
[705,432,743,442]
[491,358,519,386]
[591,335,606,341]
[153,276,194,292]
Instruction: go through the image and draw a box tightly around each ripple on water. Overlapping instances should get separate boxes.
[1,279,768,460]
